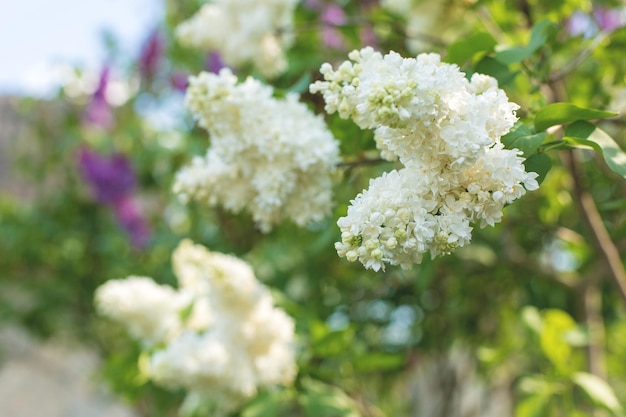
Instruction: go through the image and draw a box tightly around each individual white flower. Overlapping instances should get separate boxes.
[175,0,298,78]
[174,69,341,232]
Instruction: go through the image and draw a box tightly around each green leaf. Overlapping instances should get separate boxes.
[534,103,617,132]
[563,127,626,180]
[474,56,518,85]
[515,393,552,417]
[242,389,291,417]
[573,372,623,413]
[564,120,596,139]
[445,32,497,65]
[495,20,556,65]
[299,379,361,417]
[539,309,577,374]
[524,153,552,184]
[354,352,405,372]
[503,132,546,156]
[289,72,313,94]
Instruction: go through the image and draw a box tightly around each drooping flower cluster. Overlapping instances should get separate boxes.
[95,240,297,412]
[78,148,151,248]
[173,69,340,232]
[310,47,539,271]
[175,0,298,78]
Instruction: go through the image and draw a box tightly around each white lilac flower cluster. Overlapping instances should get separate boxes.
[173,69,340,233]
[94,240,297,411]
[310,47,539,271]
[175,0,298,78]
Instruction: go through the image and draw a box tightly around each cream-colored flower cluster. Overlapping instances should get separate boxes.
[175,0,298,78]
[311,48,539,271]
[174,69,340,232]
[95,240,297,411]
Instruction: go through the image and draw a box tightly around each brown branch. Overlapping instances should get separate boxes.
[563,150,626,305]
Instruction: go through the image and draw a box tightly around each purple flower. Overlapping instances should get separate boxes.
[78,148,136,205]
[84,66,114,129]
[322,26,345,50]
[78,147,151,249]
[113,196,151,249]
[170,72,189,92]
[594,7,624,32]
[321,4,347,26]
[205,51,226,74]
[359,24,379,48]
[138,29,164,81]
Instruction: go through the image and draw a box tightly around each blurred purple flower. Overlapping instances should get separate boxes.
[78,148,136,205]
[170,72,189,92]
[84,66,114,129]
[360,24,379,48]
[594,7,624,32]
[113,196,151,249]
[78,147,151,248]
[321,4,347,26]
[322,26,345,49]
[138,29,164,81]
[206,51,226,74]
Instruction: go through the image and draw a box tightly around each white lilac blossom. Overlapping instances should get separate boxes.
[175,0,298,78]
[312,48,539,270]
[174,69,340,232]
[94,240,297,413]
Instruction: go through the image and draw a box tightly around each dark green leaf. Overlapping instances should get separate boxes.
[474,56,518,85]
[563,127,626,179]
[535,103,617,132]
[503,132,546,156]
[564,120,595,139]
[445,32,497,65]
[242,389,291,417]
[524,153,552,184]
[299,379,361,417]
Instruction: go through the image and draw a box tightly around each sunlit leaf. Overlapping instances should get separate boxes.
[563,125,626,179]
[539,309,577,374]
[495,20,557,65]
[535,103,616,132]
[515,393,552,417]
[445,32,497,65]
[354,352,405,372]
[573,372,623,413]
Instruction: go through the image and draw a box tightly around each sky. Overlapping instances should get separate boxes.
[0,1,164,96]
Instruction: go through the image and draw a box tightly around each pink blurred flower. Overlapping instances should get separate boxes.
[138,29,164,81]
[170,72,189,92]
[321,4,347,26]
[205,51,226,74]
[84,66,114,129]
[594,7,625,32]
[113,196,151,249]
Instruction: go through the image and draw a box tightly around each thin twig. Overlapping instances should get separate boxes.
[563,150,626,305]
[337,157,388,169]
[548,34,607,83]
